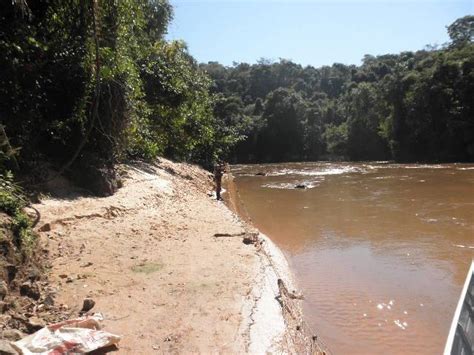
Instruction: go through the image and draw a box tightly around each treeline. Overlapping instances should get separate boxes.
[202,16,474,163]
[1,4,473,199]
[0,0,234,195]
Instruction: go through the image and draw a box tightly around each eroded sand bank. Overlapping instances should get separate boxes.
[33,159,322,354]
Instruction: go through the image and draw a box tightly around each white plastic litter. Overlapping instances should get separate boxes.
[12,313,121,354]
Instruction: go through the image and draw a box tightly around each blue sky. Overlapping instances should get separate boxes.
[167,0,473,67]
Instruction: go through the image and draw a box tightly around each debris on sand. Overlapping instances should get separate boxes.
[80,298,95,314]
[13,314,120,354]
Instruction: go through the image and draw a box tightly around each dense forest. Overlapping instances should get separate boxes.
[203,15,474,163]
[0,0,236,196]
[0,1,473,200]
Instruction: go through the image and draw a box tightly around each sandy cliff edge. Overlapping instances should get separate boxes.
[32,158,324,354]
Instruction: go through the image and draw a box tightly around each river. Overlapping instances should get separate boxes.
[229,162,474,355]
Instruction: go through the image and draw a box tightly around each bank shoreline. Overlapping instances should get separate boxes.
[28,158,323,354]
[224,171,328,354]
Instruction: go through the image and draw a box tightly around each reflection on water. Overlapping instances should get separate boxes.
[231,162,474,355]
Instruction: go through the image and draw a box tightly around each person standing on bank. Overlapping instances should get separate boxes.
[214,162,225,200]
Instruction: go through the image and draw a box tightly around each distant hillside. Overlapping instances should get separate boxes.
[201,15,474,163]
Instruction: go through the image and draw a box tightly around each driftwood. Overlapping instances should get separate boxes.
[213,231,259,245]
[213,232,246,238]
[276,277,329,354]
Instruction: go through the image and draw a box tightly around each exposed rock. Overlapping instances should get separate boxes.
[0,315,12,326]
[0,302,8,313]
[72,157,119,197]
[4,266,17,284]
[38,223,51,232]
[11,313,27,324]
[242,233,258,245]
[27,267,41,282]
[0,340,18,355]
[80,298,95,313]
[1,329,24,342]
[19,282,40,300]
[27,316,45,332]
[0,282,8,301]
[43,295,54,307]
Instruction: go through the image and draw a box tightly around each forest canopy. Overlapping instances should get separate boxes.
[202,15,474,163]
[0,0,225,192]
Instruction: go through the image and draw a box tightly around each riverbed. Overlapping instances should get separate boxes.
[230,162,474,355]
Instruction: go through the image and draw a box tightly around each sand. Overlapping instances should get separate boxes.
[33,159,318,354]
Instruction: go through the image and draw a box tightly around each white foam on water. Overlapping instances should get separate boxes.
[266,166,363,177]
[261,182,295,190]
[262,180,321,190]
[236,173,263,177]
[266,168,296,177]
[403,164,447,169]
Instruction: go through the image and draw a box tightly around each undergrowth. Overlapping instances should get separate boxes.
[0,171,36,255]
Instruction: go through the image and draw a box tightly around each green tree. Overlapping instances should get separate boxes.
[447,15,474,47]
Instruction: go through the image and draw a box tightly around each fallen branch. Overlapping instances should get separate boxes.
[213,232,246,238]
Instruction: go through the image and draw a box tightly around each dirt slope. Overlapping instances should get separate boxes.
[33,159,260,354]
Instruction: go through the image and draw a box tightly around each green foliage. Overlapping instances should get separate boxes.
[1,0,231,174]
[0,172,26,214]
[323,123,348,157]
[203,16,474,163]
[259,88,306,161]
[447,15,474,47]
[135,40,218,165]
[0,171,34,252]
[1,4,473,173]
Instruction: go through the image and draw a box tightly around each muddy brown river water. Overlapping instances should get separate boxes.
[230,162,474,355]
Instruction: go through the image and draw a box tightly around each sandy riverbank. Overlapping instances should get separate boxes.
[32,159,322,354]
